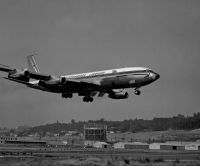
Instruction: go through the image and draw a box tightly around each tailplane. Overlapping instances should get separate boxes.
[27,55,40,73]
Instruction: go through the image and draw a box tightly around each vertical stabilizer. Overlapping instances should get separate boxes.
[27,55,40,73]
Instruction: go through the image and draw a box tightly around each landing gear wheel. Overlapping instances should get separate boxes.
[62,93,69,98]
[89,98,93,102]
[134,90,141,95]
[83,97,87,102]
[62,93,73,98]
[83,97,93,102]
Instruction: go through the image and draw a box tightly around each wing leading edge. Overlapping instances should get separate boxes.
[0,64,13,72]
[2,77,34,86]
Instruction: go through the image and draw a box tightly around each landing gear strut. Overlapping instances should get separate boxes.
[134,89,141,95]
[83,96,93,102]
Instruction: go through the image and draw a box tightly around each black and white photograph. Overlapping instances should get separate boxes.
[0,0,200,165]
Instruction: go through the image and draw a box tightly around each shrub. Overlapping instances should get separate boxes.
[154,158,164,162]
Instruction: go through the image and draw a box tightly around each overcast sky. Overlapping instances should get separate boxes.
[0,0,200,128]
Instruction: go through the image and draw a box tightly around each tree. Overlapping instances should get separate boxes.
[71,119,76,124]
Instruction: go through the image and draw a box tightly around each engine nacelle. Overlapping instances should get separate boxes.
[61,77,66,84]
[38,80,46,87]
[41,77,66,87]
[8,69,30,81]
[38,79,61,87]
[24,70,30,77]
[109,91,129,99]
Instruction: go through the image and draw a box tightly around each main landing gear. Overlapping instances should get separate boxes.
[62,93,73,98]
[134,89,141,95]
[83,96,93,102]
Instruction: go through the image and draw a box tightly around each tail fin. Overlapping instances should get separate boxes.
[27,55,40,73]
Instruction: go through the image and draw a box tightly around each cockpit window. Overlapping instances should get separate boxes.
[146,69,153,73]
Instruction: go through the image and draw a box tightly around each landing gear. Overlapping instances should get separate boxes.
[134,89,141,95]
[83,96,94,102]
[62,93,73,98]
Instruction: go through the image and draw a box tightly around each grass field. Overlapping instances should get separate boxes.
[1,156,200,166]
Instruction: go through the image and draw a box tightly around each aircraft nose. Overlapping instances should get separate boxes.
[151,72,160,81]
[155,73,160,80]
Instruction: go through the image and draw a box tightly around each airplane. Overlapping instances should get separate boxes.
[0,55,160,102]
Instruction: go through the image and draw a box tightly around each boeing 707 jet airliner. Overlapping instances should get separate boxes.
[0,55,160,102]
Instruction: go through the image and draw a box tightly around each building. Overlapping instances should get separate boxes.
[124,142,149,150]
[5,140,46,146]
[150,141,189,150]
[185,143,200,151]
[84,123,107,146]
[0,136,17,144]
[93,141,110,148]
[150,142,190,150]
[0,136,46,146]
[113,142,126,149]
[149,143,161,150]
[113,142,149,150]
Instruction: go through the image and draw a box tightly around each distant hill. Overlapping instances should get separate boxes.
[191,128,200,132]
[19,112,200,137]
[20,121,84,136]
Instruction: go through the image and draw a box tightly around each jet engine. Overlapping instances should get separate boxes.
[38,79,61,87]
[8,69,30,82]
[108,90,129,99]
[38,80,46,87]
[61,77,66,84]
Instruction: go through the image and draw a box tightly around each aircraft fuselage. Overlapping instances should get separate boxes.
[28,67,159,94]
[0,55,160,102]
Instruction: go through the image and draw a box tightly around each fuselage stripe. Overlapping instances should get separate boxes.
[64,70,148,80]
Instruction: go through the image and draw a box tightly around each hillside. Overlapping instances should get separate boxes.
[15,112,200,139]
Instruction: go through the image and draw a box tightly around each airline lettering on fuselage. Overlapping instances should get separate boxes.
[67,71,106,79]
[89,71,105,77]
[68,73,87,79]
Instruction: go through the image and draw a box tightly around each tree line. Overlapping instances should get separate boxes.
[19,112,200,136]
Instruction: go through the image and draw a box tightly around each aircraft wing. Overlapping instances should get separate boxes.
[27,70,108,92]
[28,72,52,81]
[63,79,108,93]
[0,64,13,72]
[2,77,34,86]
[18,68,111,94]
